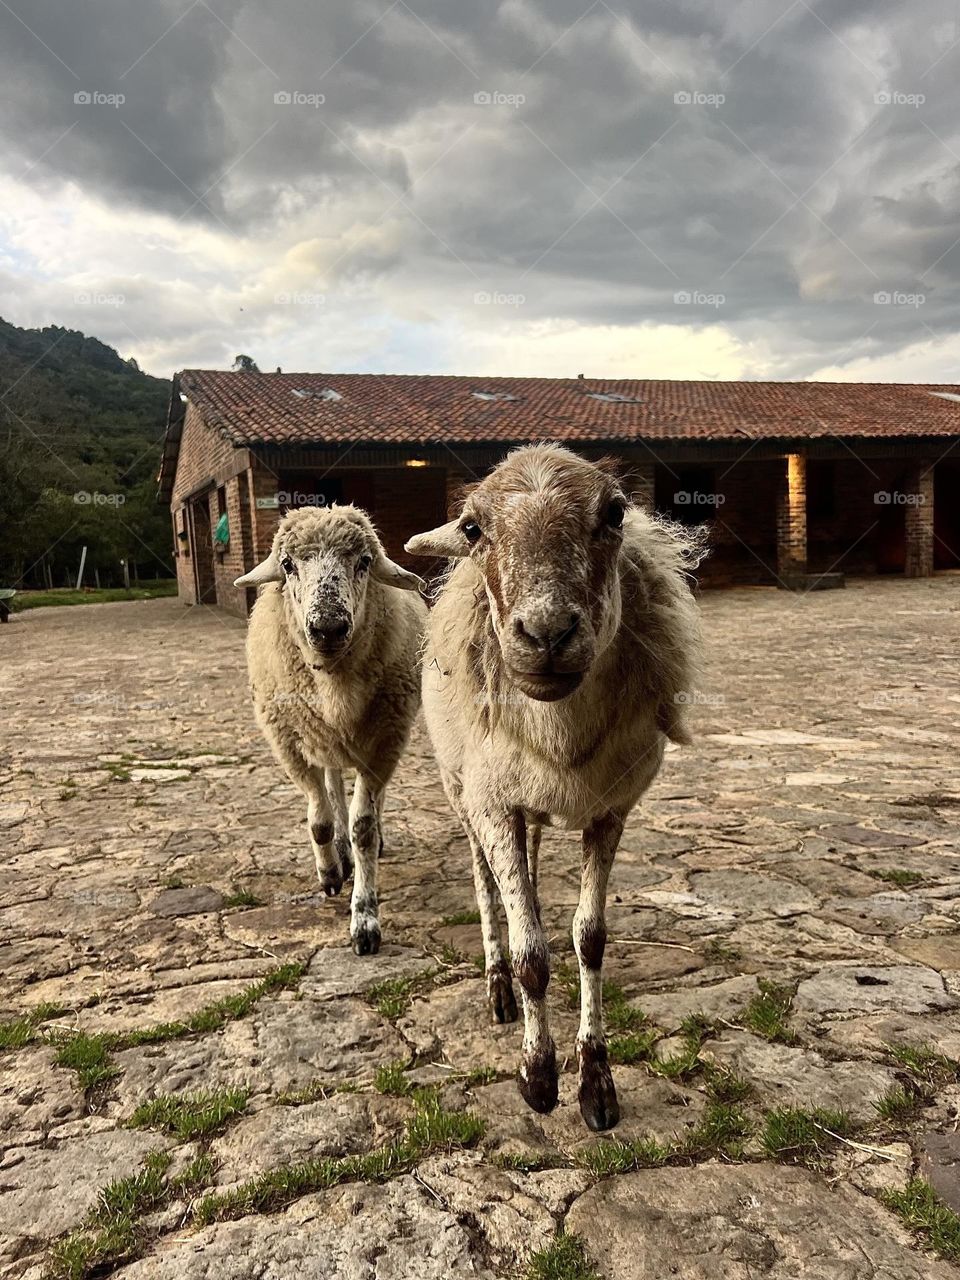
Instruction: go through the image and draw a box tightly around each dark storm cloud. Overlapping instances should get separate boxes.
[1,0,960,374]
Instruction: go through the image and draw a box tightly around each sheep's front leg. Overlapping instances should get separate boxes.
[349,772,382,956]
[274,745,344,897]
[471,831,518,1024]
[442,771,517,1024]
[470,804,557,1114]
[574,811,624,1131]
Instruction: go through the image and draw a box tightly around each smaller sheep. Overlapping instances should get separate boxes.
[235,505,426,955]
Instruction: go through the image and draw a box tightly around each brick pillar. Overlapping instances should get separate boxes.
[904,462,935,578]
[776,453,807,585]
[249,460,280,560]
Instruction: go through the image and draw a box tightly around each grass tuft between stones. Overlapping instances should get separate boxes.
[128,1088,249,1141]
[48,964,304,1092]
[47,1150,194,1280]
[0,1002,67,1051]
[882,1178,960,1263]
[366,969,438,1020]
[579,1101,751,1177]
[53,1032,120,1091]
[525,1232,602,1280]
[887,1042,960,1086]
[222,885,263,909]
[760,1106,853,1164]
[866,867,925,888]
[740,980,796,1043]
[873,1083,926,1126]
[440,909,482,926]
[192,1089,484,1225]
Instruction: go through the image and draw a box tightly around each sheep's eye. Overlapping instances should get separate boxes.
[461,520,482,545]
[280,555,297,575]
[605,500,625,531]
[357,554,373,573]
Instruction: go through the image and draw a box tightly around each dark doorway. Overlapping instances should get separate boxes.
[935,461,960,569]
[875,494,906,573]
[191,495,217,603]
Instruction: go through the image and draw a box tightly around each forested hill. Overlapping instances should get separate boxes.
[0,317,173,587]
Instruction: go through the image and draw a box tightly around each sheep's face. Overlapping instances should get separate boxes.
[235,506,423,671]
[408,447,627,702]
[277,518,377,668]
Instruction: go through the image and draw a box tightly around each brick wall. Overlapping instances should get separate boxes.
[170,403,253,611]
[904,462,935,577]
[776,454,807,580]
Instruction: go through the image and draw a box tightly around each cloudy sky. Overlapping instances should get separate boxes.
[1,0,959,382]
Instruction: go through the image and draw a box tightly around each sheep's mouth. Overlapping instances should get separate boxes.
[507,668,584,702]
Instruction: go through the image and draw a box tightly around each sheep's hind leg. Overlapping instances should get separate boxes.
[471,803,557,1114]
[574,811,624,1131]
[325,768,353,881]
[349,772,382,956]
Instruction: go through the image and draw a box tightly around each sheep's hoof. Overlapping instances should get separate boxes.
[319,867,343,897]
[577,1039,620,1132]
[518,1045,558,1115]
[352,921,381,956]
[487,963,518,1024]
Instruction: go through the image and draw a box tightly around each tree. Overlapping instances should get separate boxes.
[232,354,260,373]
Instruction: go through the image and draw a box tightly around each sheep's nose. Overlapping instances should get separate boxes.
[513,611,580,654]
[308,618,350,648]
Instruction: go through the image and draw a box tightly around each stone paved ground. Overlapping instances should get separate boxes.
[1,577,960,1278]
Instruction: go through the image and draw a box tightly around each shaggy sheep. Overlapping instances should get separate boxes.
[406,444,703,1130]
[235,505,426,955]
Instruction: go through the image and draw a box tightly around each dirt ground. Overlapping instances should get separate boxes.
[1,577,960,1278]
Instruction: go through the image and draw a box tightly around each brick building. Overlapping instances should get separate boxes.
[159,371,960,617]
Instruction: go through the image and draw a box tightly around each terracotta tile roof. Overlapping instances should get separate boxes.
[178,370,960,447]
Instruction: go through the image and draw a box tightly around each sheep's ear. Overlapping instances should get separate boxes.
[405,520,467,559]
[371,554,424,592]
[234,550,282,587]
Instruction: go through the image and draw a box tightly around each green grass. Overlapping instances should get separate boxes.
[374,1061,413,1097]
[117,962,304,1045]
[12,582,177,611]
[366,970,436,1020]
[440,909,481,926]
[128,1088,249,1141]
[48,1152,174,1279]
[682,1103,752,1159]
[866,868,925,888]
[578,1135,671,1177]
[881,1179,960,1262]
[463,1065,498,1087]
[741,980,796,1043]
[0,1002,66,1050]
[874,1083,925,1125]
[49,964,303,1091]
[222,886,263,909]
[53,1032,119,1091]
[193,1091,484,1225]
[170,1153,218,1196]
[495,1151,572,1173]
[525,1233,602,1280]
[760,1106,853,1164]
[887,1042,960,1085]
[607,1027,660,1066]
[704,1066,754,1105]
